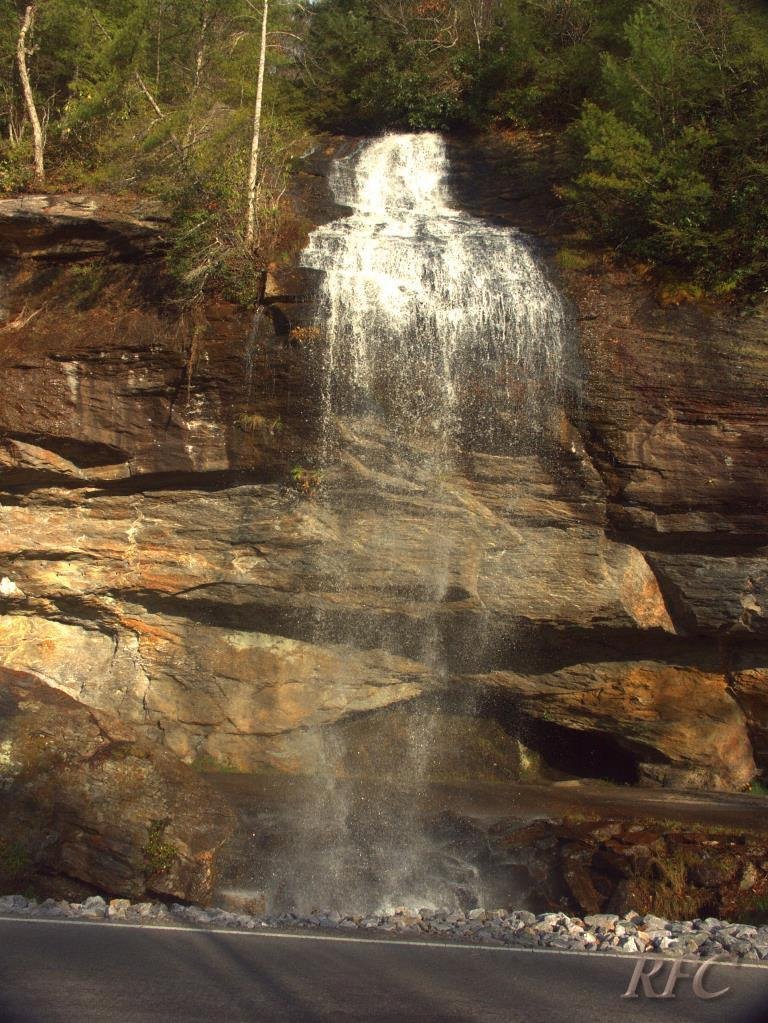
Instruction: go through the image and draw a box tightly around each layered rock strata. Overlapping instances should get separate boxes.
[0,140,765,795]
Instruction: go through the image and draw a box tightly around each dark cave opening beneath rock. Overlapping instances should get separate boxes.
[330,688,645,789]
[520,718,641,785]
[479,692,642,786]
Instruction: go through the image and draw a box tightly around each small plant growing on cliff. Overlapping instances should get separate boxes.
[68,261,110,309]
[742,897,768,926]
[191,753,239,774]
[143,821,178,875]
[555,248,597,272]
[291,465,324,498]
[235,412,283,437]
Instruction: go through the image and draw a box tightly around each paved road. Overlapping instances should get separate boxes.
[1,918,767,1022]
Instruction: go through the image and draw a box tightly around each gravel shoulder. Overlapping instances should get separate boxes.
[3,893,768,963]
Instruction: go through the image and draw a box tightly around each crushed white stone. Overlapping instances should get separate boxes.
[1,895,766,961]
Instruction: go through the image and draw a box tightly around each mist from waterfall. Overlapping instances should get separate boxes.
[262,133,571,915]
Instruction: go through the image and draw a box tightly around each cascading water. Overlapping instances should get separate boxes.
[257,132,571,915]
[304,132,568,444]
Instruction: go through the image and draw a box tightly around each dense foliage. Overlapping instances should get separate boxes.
[0,0,311,299]
[1,0,767,295]
[566,1,768,293]
[304,0,768,294]
[302,0,638,132]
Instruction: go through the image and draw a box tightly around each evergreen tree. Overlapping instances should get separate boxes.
[0,0,765,294]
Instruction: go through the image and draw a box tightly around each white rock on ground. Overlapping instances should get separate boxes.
[0,896,766,961]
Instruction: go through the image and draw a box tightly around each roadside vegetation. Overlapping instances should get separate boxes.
[1,0,767,299]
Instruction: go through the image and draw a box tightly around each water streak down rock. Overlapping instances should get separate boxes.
[254,134,648,912]
[0,131,762,910]
[302,133,570,437]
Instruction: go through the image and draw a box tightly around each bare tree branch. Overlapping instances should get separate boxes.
[134,70,188,167]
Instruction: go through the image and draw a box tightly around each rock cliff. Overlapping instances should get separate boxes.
[0,140,765,811]
[0,665,233,901]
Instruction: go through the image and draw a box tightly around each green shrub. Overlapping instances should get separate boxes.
[563,2,768,292]
[556,247,598,271]
[291,466,324,498]
[0,141,35,194]
[143,821,178,875]
[165,110,311,308]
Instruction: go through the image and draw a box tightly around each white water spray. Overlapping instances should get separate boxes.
[258,133,572,915]
[302,132,569,441]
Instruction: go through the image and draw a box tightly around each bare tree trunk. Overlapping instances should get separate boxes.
[155,1,164,92]
[17,4,44,184]
[193,0,211,92]
[245,0,269,251]
[183,1,212,149]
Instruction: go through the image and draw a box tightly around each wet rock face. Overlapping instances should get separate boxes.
[484,816,768,922]
[0,137,765,793]
[0,665,234,902]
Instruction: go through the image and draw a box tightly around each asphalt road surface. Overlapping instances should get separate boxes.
[1,918,767,1023]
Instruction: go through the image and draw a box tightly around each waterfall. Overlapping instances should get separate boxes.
[262,133,571,915]
[302,132,569,445]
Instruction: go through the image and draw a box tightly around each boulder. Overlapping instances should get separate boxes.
[0,665,234,902]
[470,661,756,790]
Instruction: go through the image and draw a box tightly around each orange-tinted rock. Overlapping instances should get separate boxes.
[471,661,756,790]
[730,647,768,771]
[0,666,233,902]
